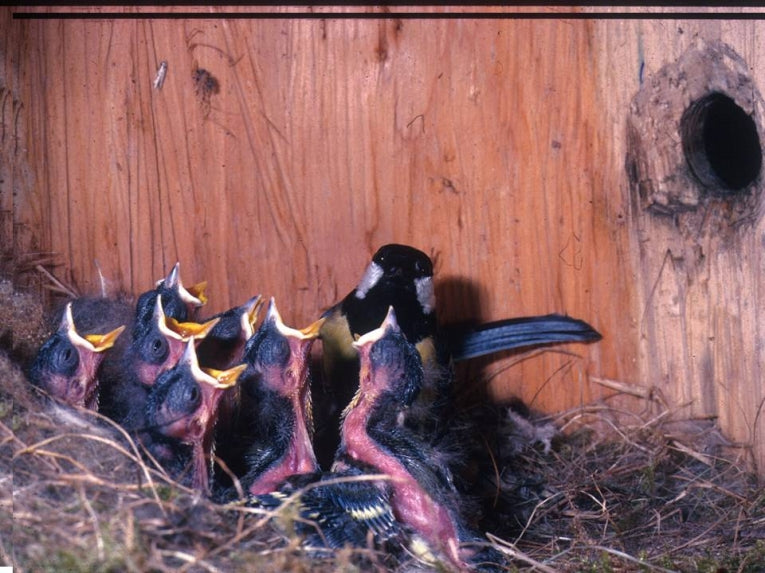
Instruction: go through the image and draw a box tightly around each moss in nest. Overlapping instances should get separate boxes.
[0,279,48,363]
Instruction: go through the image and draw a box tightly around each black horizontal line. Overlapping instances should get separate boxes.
[12,11,765,20]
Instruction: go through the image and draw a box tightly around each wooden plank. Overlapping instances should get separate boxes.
[3,8,764,471]
[598,17,765,471]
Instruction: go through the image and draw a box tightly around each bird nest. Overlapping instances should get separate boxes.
[1,266,764,572]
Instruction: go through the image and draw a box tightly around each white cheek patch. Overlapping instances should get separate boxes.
[415,276,435,314]
[355,261,384,300]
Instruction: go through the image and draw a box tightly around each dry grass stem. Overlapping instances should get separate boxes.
[1,266,763,572]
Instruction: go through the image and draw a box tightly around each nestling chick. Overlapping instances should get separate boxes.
[196,295,263,370]
[143,338,245,495]
[216,298,323,497]
[99,296,218,431]
[196,295,263,472]
[334,307,506,571]
[28,301,125,410]
[134,261,207,324]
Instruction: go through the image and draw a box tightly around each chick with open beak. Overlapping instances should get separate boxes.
[137,261,208,324]
[29,302,125,410]
[226,298,324,497]
[335,307,505,571]
[196,295,263,371]
[99,296,219,431]
[145,338,245,495]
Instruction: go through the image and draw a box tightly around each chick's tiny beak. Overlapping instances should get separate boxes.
[201,363,247,389]
[160,262,207,307]
[185,280,208,306]
[299,317,326,339]
[241,295,264,338]
[61,303,123,354]
[166,316,220,340]
[84,324,126,352]
[352,306,397,350]
[268,297,325,342]
[161,262,181,288]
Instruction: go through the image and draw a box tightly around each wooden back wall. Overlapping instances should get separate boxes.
[2,7,764,473]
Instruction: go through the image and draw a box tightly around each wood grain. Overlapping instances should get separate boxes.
[2,8,764,472]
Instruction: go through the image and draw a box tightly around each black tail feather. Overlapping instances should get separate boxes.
[447,314,601,361]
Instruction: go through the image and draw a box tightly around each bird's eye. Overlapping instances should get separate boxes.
[146,335,169,363]
[186,383,201,406]
[54,342,79,373]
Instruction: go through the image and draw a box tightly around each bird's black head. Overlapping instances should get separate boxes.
[28,302,124,409]
[196,295,262,370]
[146,339,243,440]
[30,333,79,383]
[243,298,322,385]
[345,244,436,343]
[128,297,219,387]
[372,243,433,281]
[207,308,246,345]
[243,311,291,374]
[147,361,203,434]
[134,263,208,332]
[134,307,171,367]
[135,288,188,329]
[356,244,433,300]
[353,306,423,408]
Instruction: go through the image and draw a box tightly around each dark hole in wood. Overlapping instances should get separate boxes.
[681,92,762,193]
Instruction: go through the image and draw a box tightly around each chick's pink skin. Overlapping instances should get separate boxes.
[152,340,244,495]
[41,306,125,410]
[247,300,322,495]
[340,313,465,568]
[44,350,103,410]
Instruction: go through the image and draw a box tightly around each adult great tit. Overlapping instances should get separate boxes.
[313,243,601,468]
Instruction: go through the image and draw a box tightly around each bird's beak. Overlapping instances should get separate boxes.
[83,325,126,352]
[160,262,181,288]
[241,295,264,340]
[350,306,404,403]
[267,297,325,341]
[165,316,220,340]
[61,303,126,353]
[179,338,245,389]
[352,306,398,349]
[160,262,207,307]
[298,316,325,339]
[201,363,247,389]
[185,280,208,306]
[61,302,91,350]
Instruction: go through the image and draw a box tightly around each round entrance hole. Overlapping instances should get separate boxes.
[680,92,762,192]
